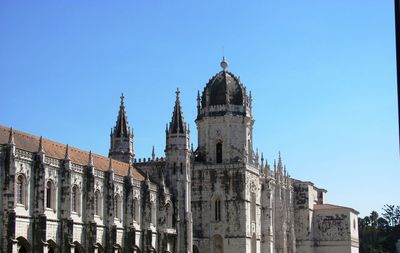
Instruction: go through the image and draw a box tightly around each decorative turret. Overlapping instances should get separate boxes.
[165,88,193,253]
[109,94,134,164]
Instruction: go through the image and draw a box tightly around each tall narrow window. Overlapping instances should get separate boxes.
[251,193,256,222]
[165,203,173,227]
[216,143,222,163]
[94,190,101,216]
[16,175,25,205]
[114,194,121,220]
[215,199,221,221]
[151,202,156,224]
[133,198,139,222]
[46,181,54,209]
[72,185,79,213]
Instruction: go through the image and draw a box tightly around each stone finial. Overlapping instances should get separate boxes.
[152,145,155,161]
[220,56,228,71]
[8,127,15,145]
[88,150,94,167]
[38,136,45,154]
[65,144,70,160]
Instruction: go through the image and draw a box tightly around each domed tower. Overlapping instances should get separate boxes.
[192,58,261,253]
[195,57,254,164]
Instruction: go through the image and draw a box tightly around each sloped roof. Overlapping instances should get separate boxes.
[0,125,144,181]
[314,204,359,214]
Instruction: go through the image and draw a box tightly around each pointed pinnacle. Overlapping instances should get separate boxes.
[88,151,94,166]
[146,170,150,184]
[65,144,70,160]
[128,162,133,177]
[8,127,15,145]
[152,145,155,161]
[109,158,113,171]
[38,136,45,154]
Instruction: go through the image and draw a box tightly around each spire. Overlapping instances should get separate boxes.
[169,88,186,134]
[65,144,70,160]
[277,151,283,174]
[152,145,155,161]
[88,150,94,166]
[8,127,15,145]
[38,136,45,154]
[197,90,201,115]
[113,93,130,138]
[261,152,264,167]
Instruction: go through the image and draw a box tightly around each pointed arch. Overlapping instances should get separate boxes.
[16,174,27,207]
[114,193,121,220]
[16,236,31,253]
[73,241,84,253]
[113,244,123,253]
[47,239,59,253]
[71,185,81,214]
[46,180,56,210]
[165,201,173,227]
[94,190,102,217]
[95,243,104,253]
[133,197,140,222]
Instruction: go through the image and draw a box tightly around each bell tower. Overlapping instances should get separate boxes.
[109,94,134,163]
[195,57,255,164]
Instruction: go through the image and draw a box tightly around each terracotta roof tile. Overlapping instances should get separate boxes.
[0,125,144,181]
[314,204,359,214]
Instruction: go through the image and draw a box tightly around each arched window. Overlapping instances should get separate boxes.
[215,198,221,222]
[46,180,55,210]
[212,234,223,253]
[165,202,173,227]
[114,194,121,220]
[216,142,222,163]
[71,185,80,213]
[133,198,139,222]
[94,190,101,216]
[251,193,256,222]
[16,175,26,206]
[151,202,156,225]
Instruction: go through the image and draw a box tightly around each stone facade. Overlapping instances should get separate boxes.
[0,58,359,253]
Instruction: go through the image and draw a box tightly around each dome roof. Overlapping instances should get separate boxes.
[201,58,244,107]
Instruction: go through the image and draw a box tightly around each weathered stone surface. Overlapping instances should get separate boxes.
[0,59,358,253]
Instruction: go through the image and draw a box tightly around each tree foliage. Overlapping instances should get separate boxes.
[359,205,400,253]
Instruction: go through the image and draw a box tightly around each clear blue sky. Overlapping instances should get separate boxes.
[0,1,398,217]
